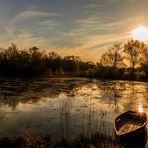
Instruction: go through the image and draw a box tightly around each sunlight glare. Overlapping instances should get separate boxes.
[132,27,148,41]
[138,104,143,113]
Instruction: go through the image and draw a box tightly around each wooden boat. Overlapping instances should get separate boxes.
[114,110,147,138]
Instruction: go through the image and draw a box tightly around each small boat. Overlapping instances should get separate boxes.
[114,110,147,138]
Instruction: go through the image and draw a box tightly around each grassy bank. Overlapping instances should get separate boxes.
[0,134,120,148]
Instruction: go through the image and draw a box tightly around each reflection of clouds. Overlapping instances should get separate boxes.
[15,102,34,112]
[0,105,12,112]
[0,77,89,109]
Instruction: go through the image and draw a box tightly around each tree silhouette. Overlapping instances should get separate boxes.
[62,56,81,72]
[100,43,124,69]
[140,44,148,77]
[124,40,144,75]
[0,42,147,80]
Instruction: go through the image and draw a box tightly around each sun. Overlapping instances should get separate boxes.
[132,27,148,41]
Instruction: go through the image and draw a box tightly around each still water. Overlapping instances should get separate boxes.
[0,77,147,145]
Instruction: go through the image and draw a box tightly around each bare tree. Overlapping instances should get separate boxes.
[141,45,148,64]
[100,43,124,69]
[140,45,148,76]
[124,39,145,73]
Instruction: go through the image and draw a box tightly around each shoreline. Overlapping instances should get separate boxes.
[0,73,147,83]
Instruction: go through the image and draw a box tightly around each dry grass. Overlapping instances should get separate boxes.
[0,134,120,148]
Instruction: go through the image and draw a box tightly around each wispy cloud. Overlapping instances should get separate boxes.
[39,20,59,29]
[4,32,54,50]
[3,9,59,36]
[4,7,142,62]
[14,10,58,22]
[1,9,60,48]
[49,11,136,62]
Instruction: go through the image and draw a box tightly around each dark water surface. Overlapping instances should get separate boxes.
[0,76,148,146]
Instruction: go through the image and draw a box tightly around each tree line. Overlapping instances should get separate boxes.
[0,39,148,81]
[99,39,148,80]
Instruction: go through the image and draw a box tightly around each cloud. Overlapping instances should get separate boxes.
[14,10,58,22]
[1,9,60,48]
[2,7,141,62]
[50,31,130,62]
[3,9,59,36]
[39,20,59,29]
[5,33,53,49]
[47,10,138,62]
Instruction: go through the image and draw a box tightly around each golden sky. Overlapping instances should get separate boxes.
[0,0,147,61]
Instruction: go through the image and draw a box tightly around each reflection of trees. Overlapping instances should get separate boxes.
[0,77,89,109]
[122,81,146,112]
[96,81,124,112]
[124,81,136,111]
[96,80,147,113]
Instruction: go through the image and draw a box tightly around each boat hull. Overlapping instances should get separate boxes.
[114,111,147,138]
[119,127,147,148]
[114,111,147,147]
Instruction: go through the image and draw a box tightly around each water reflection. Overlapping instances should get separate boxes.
[97,81,121,113]
[59,93,73,141]
[138,103,143,113]
[0,77,89,109]
[0,77,147,145]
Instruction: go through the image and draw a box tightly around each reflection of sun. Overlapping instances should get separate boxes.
[132,27,148,41]
[138,104,143,113]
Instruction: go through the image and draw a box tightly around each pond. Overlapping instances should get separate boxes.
[0,76,147,146]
